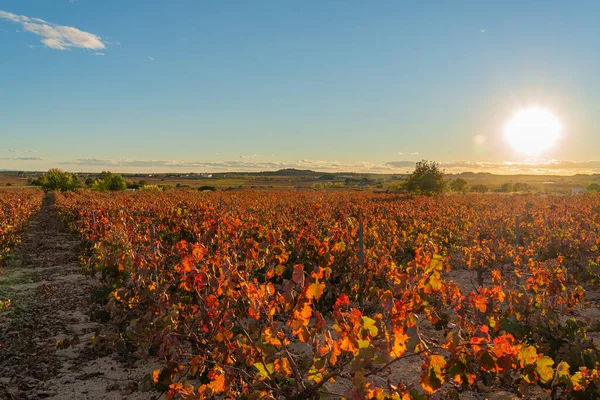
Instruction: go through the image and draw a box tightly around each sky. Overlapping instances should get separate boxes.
[1,0,600,174]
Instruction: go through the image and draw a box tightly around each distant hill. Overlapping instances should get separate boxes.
[256,169,320,177]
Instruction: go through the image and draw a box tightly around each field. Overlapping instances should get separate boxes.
[2,188,600,399]
[52,190,600,398]
[4,170,600,192]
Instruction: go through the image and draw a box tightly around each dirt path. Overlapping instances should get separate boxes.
[0,194,158,400]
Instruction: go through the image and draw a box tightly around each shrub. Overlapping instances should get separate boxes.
[90,171,127,192]
[139,185,163,192]
[498,183,513,193]
[587,183,600,192]
[198,185,217,192]
[513,182,532,192]
[470,184,489,193]
[29,177,44,186]
[387,181,406,192]
[127,182,143,190]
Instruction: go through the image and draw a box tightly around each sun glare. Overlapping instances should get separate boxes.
[504,107,562,156]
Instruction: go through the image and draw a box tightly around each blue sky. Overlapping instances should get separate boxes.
[1,1,600,174]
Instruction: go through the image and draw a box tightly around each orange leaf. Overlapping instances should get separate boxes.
[274,358,292,376]
[207,368,226,393]
[474,295,487,313]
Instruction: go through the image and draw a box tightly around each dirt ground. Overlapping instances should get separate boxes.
[0,194,159,400]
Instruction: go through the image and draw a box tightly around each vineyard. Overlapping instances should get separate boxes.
[0,189,43,265]
[0,188,43,312]
[50,190,600,399]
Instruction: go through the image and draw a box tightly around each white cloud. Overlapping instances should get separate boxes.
[95,52,105,56]
[146,56,155,61]
[480,29,486,33]
[0,10,105,51]
[1,148,38,154]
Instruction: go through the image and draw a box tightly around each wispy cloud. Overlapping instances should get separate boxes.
[95,52,105,56]
[0,10,105,50]
[2,148,38,153]
[146,56,155,61]
[0,157,43,161]
[239,154,261,159]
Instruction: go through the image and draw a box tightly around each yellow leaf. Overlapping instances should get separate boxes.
[420,355,447,394]
[306,282,326,300]
[536,356,555,384]
[361,316,378,337]
[517,346,538,368]
[253,363,274,379]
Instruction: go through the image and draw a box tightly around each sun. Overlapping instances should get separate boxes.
[504,107,562,156]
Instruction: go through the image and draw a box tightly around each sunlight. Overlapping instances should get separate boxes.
[504,107,562,156]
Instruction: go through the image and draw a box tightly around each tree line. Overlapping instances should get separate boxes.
[31,169,127,192]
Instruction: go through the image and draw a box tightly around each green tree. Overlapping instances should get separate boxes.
[587,183,600,192]
[108,175,126,191]
[449,178,468,193]
[405,160,446,195]
[498,183,513,193]
[91,171,127,191]
[41,168,79,192]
